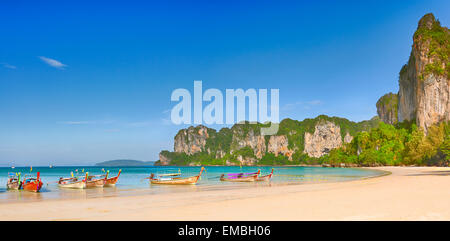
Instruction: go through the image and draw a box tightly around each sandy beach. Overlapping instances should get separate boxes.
[0,166,449,221]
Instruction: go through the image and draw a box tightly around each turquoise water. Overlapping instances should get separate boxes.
[0,166,384,203]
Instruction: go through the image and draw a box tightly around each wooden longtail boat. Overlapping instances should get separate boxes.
[22,172,43,192]
[256,168,274,181]
[58,173,88,189]
[7,172,21,190]
[220,170,260,182]
[86,173,107,188]
[104,169,121,187]
[148,167,204,185]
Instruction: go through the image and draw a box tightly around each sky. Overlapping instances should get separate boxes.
[0,0,449,166]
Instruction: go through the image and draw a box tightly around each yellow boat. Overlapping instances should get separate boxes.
[148,167,204,185]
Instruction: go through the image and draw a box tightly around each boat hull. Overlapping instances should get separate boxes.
[23,181,43,192]
[104,176,119,186]
[149,167,204,185]
[256,174,273,181]
[6,181,20,190]
[150,175,200,185]
[86,178,105,188]
[58,181,86,189]
[220,174,258,182]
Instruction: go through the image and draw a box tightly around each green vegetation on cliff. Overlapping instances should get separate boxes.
[376,93,398,124]
[322,121,449,166]
[157,115,380,166]
[278,115,379,153]
[413,13,450,78]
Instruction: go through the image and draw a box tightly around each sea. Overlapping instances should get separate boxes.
[0,165,385,203]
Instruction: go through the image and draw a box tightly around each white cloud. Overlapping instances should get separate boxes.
[1,63,17,69]
[39,56,67,69]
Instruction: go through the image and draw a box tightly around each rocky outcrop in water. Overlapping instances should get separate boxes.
[397,13,449,133]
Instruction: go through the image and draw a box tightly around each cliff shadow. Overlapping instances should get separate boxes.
[406,170,450,176]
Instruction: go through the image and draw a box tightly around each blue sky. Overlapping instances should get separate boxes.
[0,0,449,166]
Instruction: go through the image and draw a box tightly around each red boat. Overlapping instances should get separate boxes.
[104,169,122,187]
[22,172,43,192]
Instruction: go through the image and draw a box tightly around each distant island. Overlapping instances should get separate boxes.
[95,159,155,167]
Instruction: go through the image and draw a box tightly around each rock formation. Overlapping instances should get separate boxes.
[174,125,209,155]
[376,93,398,124]
[397,13,449,133]
[267,135,293,160]
[158,152,171,165]
[344,132,353,143]
[159,115,377,165]
[303,121,343,158]
[230,126,266,159]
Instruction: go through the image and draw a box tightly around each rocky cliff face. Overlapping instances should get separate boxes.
[376,93,398,124]
[344,132,353,144]
[174,125,209,155]
[230,126,266,159]
[267,135,293,160]
[303,121,343,158]
[158,152,171,165]
[159,115,376,165]
[398,13,449,133]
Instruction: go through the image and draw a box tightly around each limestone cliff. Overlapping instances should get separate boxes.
[174,125,210,155]
[158,115,377,165]
[230,125,266,159]
[267,135,293,160]
[158,152,171,165]
[398,13,450,133]
[303,121,344,158]
[376,93,398,124]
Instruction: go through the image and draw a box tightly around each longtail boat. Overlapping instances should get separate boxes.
[104,169,121,187]
[86,172,107,188]
[256,168,274,181]
[148,167,204,185]
[220,170,260,182]
[22,172,43,192]
[7,172,21,190]
[58,173,88,189]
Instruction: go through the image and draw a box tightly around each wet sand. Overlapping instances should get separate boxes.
[0,167,449,220]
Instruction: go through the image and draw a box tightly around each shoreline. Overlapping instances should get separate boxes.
[0,166,387,205]
[1,166,449,220]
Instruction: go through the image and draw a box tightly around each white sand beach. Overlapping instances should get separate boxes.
[1,167,449,221]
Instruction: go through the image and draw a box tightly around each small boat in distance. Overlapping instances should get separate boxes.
[7,172,21,190]
[58,173,88,189]
[220,170,261,182]
[22,172,43,192]
[104,169,122,187]
[147,167,204,185]
[86,173,107,188]
[256,168,274,182]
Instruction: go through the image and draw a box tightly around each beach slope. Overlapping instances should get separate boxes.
[0,167,449,221]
